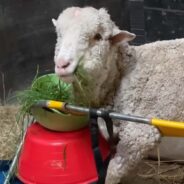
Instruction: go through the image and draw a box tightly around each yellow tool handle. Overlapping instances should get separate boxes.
[46,100,66,110]
[35,100,184,137]
[152,118,184,137]
[45,100,86,115]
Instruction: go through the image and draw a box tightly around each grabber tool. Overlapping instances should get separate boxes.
[35,100,184,137]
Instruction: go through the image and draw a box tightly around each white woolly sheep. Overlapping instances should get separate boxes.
[52,7,184,184]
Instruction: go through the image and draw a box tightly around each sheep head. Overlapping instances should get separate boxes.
[53,7,135,106]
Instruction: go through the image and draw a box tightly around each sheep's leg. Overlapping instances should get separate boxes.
[105,122,161,184]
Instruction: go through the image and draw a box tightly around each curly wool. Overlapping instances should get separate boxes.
[106,123,160,184]
[106,38,184,183]
[53,7,184,184]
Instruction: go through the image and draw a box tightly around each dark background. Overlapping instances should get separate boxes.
[0,0,184,103]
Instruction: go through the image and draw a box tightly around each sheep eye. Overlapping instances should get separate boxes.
[94,33,102,41]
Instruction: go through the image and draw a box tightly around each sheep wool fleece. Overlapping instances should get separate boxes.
[106,39,184,184]
[52,7,184,184]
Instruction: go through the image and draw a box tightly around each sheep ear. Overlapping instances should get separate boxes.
[110,31,136,44]
[52,18,57,27]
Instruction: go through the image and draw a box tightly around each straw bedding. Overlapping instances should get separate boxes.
[0,105,22,160]
[124,160,184,184]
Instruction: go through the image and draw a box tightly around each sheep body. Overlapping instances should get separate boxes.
[53,7,184,184]
[116,39,184,120]
[106,39,184,183]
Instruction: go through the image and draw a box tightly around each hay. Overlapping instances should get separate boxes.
[129,160,184,184]
[73,64,93,106]
[0,105,22,160]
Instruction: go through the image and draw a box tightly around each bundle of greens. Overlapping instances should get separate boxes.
[17,63,93,117]
[17,73,73,116]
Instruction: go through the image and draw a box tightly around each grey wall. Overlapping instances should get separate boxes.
[0,0,129,102]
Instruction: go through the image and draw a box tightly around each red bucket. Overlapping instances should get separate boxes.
[18,123,110,184]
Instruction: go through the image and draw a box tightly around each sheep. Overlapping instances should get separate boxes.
[52,7,184,184]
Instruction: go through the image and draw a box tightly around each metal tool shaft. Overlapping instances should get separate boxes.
[35,101,151,125]
[65,104,151,124]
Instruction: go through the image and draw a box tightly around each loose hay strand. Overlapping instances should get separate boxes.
[1,72,6,105]
[138,160,184,184]
[157,146,161,173]
[73,58,94,106]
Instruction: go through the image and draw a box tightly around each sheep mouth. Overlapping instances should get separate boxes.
[58,74,74,83]
[62,62,70,69]
[55,56,84,82]
[55,63,76,77]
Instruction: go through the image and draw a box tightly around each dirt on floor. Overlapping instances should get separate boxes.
[1,105,184,184]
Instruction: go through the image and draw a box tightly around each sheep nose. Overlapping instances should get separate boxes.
[55,58,71,69]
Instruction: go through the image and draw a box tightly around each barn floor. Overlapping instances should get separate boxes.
[125,160,184,184]
[1,105,184,184]
[0,105,21,160]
